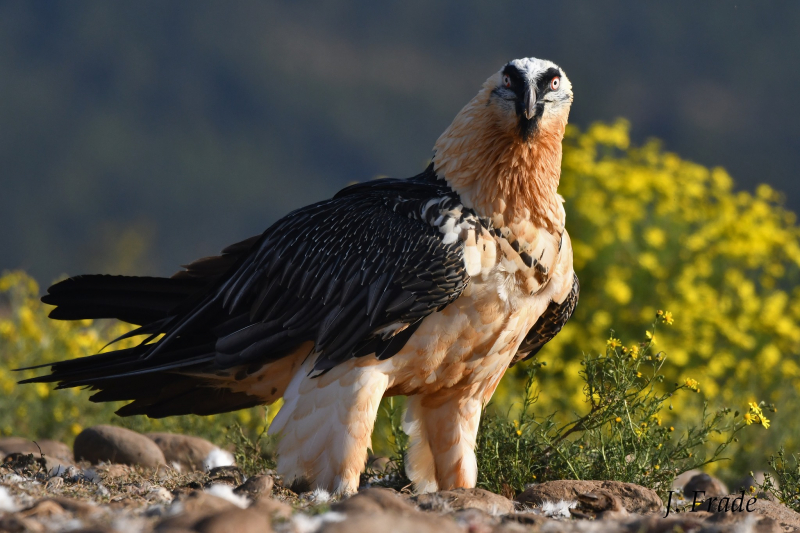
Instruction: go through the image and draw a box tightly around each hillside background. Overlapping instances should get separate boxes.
[1,1,798,282]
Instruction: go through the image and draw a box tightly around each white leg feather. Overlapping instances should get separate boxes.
[270,359,388,495]
[404,392,483,492]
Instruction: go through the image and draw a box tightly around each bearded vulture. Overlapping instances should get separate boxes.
[23,57,579,494]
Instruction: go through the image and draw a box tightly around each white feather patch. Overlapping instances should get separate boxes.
[204,484,250,509]
[203,448,235,471]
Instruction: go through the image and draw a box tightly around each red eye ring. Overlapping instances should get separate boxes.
[503,75,511,88]
[550,77,560,90]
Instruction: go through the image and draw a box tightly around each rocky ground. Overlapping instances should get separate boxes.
[0,426,797,532]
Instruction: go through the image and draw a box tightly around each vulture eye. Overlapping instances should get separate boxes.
[503,75,511,88]
[550,77,560,90]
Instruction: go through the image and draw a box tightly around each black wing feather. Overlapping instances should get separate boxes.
[23,168,475,413]
[512,273,580,364]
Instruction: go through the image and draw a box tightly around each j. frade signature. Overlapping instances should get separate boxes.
[664,490,758,518]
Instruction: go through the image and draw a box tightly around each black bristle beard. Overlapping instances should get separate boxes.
[518,116,540,142]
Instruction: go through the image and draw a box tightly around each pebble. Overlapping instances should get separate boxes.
[234,474,273,497]
[73,425,166,468]
[45,477,64,491]
[146,432,219,472]
[193,508,272,533]
[0,437,74,463]
[414,487,515,515]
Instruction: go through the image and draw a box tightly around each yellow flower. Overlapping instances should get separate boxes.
[684,378,700,392]
[746,402,771,429]
[629,345,640,359]
[607,337,622,349]
[654,465,660,470]
[615,417,622,423]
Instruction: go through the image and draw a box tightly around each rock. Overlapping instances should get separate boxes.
[19,499,67,518]
[249,497,293,520]
[146,433,219,472]
[74,425,166,468]
[97,463,134,481]
[450,507,499,532]
[156,491,240,530]
[683,472,729,499]
[206,465,245,486]
[569,488,628,520]
[502,512,551,527]
[672,469,702,491]
[44,497,98,518]
[319,510,463,533]
[146,486,175,503]
[194,508,272,533]
[414,487,515,515]
[0,437,73,463]
[45,476,64,491]
[0,514,45,533]
[333,487,416,515]
[699,493,800,531]
[516,480,663,515]
[233,474,273,498]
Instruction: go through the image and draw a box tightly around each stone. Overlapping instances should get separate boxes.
[249,497,293,520]
[333,487,417,515]
[516,480,663,515]
[414,487,515,515]
[146,433,219,472]
[45,476,64,491]
[44,497,98,518]
[319,511,463,533]
[0,437,73,463]
[97,463,134,481]
[19,499,67,518]
[206,465,245,487]
[683,472,729,499]
[74,425,166,468]
[671,469,702,491]
[0,515,45,533]
[156,491,240,530]
[194,508,272,533]
[569,488,628,520]
[450,507,499,532]
[233,474,273,497]
[146,486,175,503]
[699,493,800,532]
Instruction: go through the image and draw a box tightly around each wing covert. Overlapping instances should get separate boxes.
[211,174,481,373]
[511,273,579,365]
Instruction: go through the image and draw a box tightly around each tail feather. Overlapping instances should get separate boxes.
[42,275,206,325]
[21,234,271,418]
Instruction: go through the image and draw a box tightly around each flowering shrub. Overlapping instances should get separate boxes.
[476,317,764,496]
[496,120,799,474]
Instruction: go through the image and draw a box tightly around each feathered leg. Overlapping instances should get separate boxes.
[403,391,484,492]
[269,359,388,495]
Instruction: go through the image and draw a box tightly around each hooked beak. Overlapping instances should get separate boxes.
[523,85,537,120]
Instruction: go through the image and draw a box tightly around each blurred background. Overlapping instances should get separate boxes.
[1,1,799,481]
[1,1,798,281]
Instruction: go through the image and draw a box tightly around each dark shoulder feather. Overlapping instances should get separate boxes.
[512,273,580,365]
